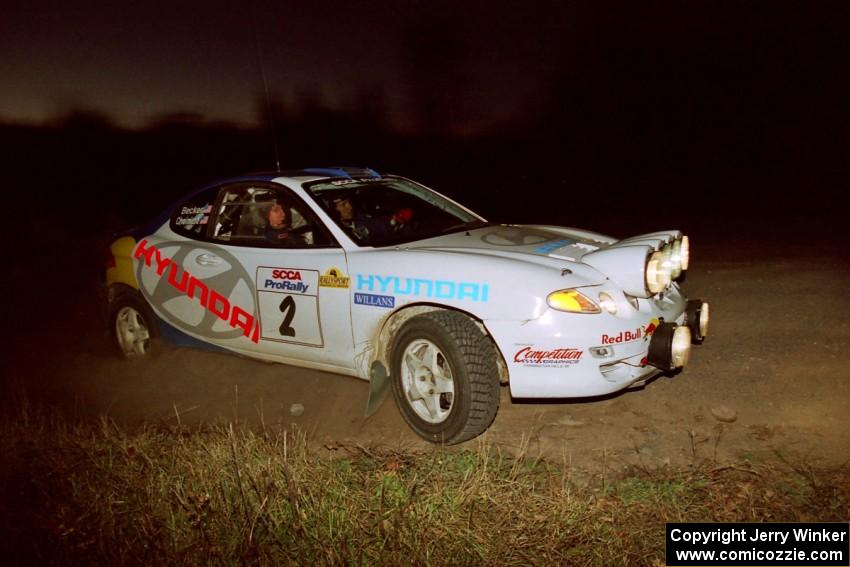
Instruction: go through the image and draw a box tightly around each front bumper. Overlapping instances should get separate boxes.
[486,285,704,398]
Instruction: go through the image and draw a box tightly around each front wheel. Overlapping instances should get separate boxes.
[390,310,500,444]
[108,290,155,357]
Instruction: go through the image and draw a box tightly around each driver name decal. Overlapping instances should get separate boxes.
[134,239,260,343]
[174,204,212,226]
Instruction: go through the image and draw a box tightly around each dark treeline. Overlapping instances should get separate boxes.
[1,94,844,249]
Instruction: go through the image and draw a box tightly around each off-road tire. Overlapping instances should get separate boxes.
[390,310,500,444]
[108,288,157,357]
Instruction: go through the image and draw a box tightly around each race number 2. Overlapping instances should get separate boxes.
[255,267,323,346]
[279,295,296,337]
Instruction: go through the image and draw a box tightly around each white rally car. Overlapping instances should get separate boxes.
[104,167,708,444]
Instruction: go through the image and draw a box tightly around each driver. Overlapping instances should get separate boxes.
[264,200,303,247]
[332,195,412,241]
[333,195,382,240]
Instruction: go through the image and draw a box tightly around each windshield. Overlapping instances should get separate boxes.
[304,176,488,247]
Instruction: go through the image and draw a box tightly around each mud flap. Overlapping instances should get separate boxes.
[365,360,390,417]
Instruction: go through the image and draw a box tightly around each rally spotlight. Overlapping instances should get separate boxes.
[685,299,709,344]
[647,322,692,371]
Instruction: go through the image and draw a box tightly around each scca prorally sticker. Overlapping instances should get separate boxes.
[257,267,315,294]
[134,239,260,343]
[319,267,350,288]
[255,266,323,346]
[513,346,583,368]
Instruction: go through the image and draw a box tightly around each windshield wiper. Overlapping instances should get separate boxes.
[439,220,493,235]
[373,220,493,247]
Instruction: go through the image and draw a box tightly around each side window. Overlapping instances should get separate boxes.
[170,188,217,238]
[210,184,336,249]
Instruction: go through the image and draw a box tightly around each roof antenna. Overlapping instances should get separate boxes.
[250,2,281,172]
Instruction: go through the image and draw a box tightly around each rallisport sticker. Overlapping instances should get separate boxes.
[319,267,350,288]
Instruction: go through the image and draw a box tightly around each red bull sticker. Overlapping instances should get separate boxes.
[601,327,643,344]
[644,318,660,338]
[600,318,661,345]
[600,318,660,345]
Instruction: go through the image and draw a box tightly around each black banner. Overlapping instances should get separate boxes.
[666,523,849,566]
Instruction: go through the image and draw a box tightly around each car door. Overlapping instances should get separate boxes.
[151,181,356,372]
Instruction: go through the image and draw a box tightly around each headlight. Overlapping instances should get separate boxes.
[671,325,692,367]
[662,243,675,278]
[598,292,617,315]
[680,235,690,271]
[645,251,671,294]
[547,289,601,314]
[647,322,692,370]
[685,299,709,343]
[669,239,684,279]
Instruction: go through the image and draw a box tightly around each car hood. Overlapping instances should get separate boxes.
[400,224,683,292]
[405,224,685,261]
[403,224,613,260]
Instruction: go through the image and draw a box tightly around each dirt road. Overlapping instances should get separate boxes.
[5,240,849,469]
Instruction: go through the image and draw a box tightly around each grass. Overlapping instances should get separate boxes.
[1,401,848,566]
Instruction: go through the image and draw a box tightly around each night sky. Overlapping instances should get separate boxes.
[3,1,561,129]
[2,1,848,235]
[5,2,845,130]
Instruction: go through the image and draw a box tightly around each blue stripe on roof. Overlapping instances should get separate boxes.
[300,167,381,179]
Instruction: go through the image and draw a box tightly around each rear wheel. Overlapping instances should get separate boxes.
[109,291,155,357]
[390,310,500,444]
